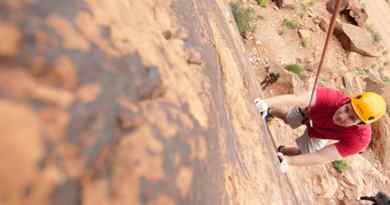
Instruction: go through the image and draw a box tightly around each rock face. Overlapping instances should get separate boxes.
[0,101,43,204]
[0,0,311,204]
[333,23,379,57]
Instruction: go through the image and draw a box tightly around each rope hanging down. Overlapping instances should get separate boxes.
[307,0,342,109]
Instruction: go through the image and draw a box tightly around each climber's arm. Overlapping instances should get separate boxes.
[285,144,342,166]
[264,91,311,108]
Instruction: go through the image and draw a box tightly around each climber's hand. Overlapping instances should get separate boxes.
[254,98,269,118]
[277,152,288,173]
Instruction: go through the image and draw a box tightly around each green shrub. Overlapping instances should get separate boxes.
[332,160,350,173]
[257,0,268,8]
[283,18,298,29]
[285,64,303,77]
[231,2,255,38]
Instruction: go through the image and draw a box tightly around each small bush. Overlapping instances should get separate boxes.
[332,160,350,173]
[257,0,268,8]
[283,18,298,29]
[231,2,255,38]
[285,64,303,77]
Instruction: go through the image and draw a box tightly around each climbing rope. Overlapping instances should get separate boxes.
[307,0,342,109]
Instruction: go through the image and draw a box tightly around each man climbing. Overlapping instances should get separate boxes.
[254,86,387,172]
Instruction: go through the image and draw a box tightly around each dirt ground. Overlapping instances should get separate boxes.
[0,0,389,205]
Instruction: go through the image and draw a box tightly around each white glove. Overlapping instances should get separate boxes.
[277,152,288,173]
[254,98,269,118]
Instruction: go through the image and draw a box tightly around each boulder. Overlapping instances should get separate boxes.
[334,23,379,57]
[326,0,367,26]
[326,0,350,13]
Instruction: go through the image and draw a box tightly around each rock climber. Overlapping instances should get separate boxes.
[254,86,387,173]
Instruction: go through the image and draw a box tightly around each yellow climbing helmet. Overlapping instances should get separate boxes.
[351,92,387,124]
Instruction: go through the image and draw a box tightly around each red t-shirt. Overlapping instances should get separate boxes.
[307,87,371,157]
